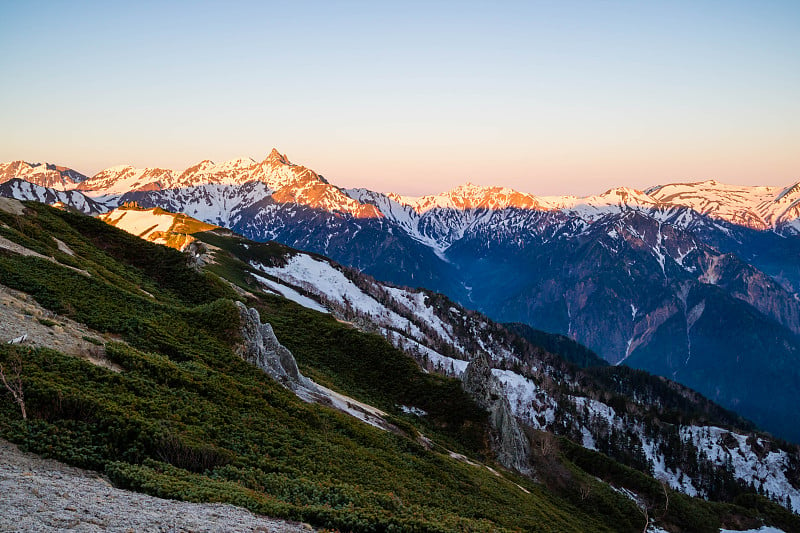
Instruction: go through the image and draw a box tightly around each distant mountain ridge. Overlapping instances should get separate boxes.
[0,161,89,190]
[4,152,800,231]
[2,151,800,443]
[1,150,380,218]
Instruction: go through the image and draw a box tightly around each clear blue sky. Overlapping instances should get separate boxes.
[1,0,798,195]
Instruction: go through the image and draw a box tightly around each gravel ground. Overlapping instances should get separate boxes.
[0,283,121,373]
[0,439,313,532]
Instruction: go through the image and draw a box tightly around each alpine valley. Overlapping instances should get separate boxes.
[1,153,800,532]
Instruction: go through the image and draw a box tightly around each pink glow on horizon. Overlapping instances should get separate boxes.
[16,141,796,199]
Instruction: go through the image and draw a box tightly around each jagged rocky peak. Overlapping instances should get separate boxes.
[265,148,292,166]
[234,301,315,392]
[461,352,532,475]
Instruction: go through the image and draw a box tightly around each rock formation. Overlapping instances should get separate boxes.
[461,352,532,476]
[234,302,317,397]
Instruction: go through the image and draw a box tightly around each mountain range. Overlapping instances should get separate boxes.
[2,151,800,445]
[2,198,800,532]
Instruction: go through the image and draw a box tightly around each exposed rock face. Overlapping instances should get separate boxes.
[234,301,315,394]
[185,240,213,271]
[462,353,532,475]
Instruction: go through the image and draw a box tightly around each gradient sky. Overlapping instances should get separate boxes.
[1,1,798,196]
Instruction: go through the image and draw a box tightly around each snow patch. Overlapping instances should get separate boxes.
[252,273,329,314]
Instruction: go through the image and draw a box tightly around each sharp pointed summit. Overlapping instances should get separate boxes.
[266,148,291,166]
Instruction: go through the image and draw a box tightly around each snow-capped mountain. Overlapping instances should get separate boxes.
[75,149,381,218]
[0,179,108,213]
[2,151,800,445]
[648,180,800,232]
[0,161,89,190]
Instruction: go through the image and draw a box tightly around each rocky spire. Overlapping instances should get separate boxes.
[461,352,532,475]
[234,301,316,394]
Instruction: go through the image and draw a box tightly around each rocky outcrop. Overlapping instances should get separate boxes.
[234,302,317,396]
[461,353,532,476]
[185,240,213,271]
[233,302,404,429]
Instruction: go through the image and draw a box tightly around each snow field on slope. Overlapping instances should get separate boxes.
[254,255,427,343]
[493,369,556,430]
[252,273,329,314]
[101,209,176,238]
[252,260,472,378]
[389,333,469,376]
[313,383,390,431]
[383,286,460,350]
[682,426,800,511]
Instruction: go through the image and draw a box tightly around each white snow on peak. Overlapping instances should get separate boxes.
[373,178,800,248]
[387,182,542,214]
[535,187,663,222]
[0,160,89,190]
[648,180,799,230]
[76,149,309,195]
[79,165,175,196]
[215,156,257,170]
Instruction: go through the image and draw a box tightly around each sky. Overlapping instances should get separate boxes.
[1,0,798,196]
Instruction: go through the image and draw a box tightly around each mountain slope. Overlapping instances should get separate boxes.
[94,205,800,520]
[0,178,108,214]
[2,201,799,531]
[2,153,800,446]
[202,229,800,513]
[98,204,217,250]
[0,201,615,532]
